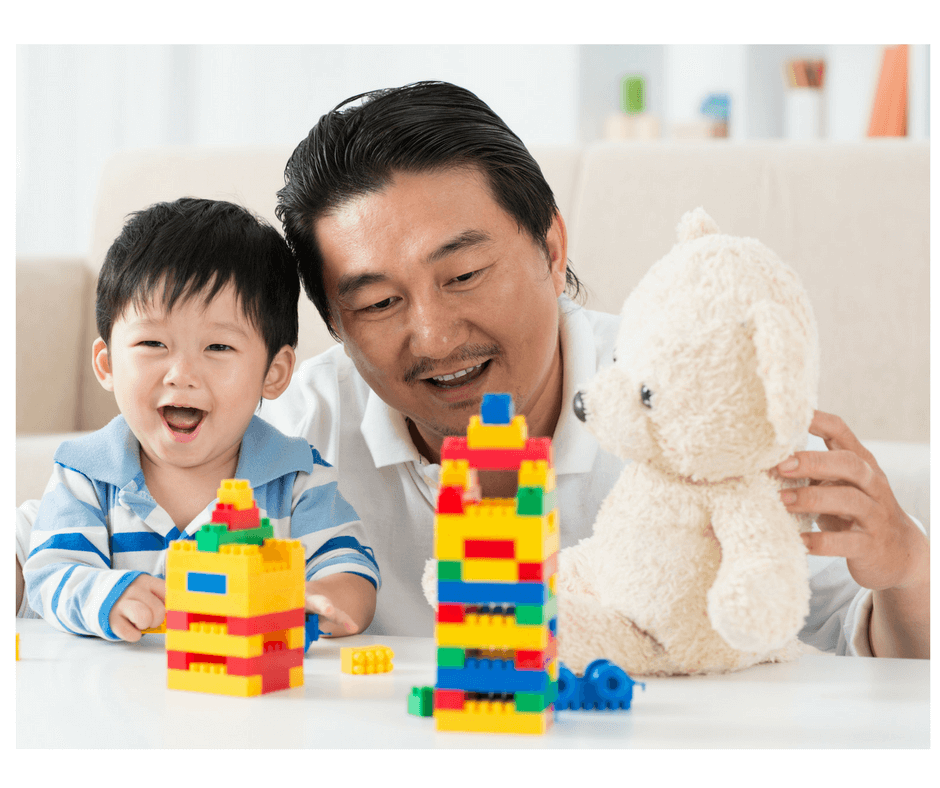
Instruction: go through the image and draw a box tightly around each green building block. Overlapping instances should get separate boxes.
[438,560,462,581]
[514,683,557,713]
[195,520,274,552]
[515,595,559,626]
[437,647,465,669]
[408,685,435,717]
[516,487,557,516]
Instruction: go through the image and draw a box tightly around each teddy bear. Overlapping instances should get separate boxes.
[555,207,819,677]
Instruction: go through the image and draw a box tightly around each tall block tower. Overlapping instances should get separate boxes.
[433,393,559,734]
[165,480,306,697]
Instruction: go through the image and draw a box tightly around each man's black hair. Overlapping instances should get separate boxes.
[96,197,299,363]
[276,80,582,339]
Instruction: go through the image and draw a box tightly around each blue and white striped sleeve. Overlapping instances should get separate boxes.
[287,451,381,589]
[23,463,146,640]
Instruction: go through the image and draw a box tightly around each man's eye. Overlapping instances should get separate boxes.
[363,297,396,312]
[452,269,481,284]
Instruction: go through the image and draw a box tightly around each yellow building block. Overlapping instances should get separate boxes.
[518,460,555,491]
[340,644,394,675]
[217,479,255,510]
[435,704,553,735]
[166,623,305,658]
[461,558,519,582]
[466,415,527,449]
[440,459,472,488]
[435,504,559,562]
[167,664,303,697]
[436,614,550,650]
[165,539,305,618]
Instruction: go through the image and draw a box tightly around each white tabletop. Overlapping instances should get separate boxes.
[15,618,929,749]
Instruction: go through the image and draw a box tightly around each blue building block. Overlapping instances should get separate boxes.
[437,580,551,606]
[437,657,556,694]
[556,660,644,711]
[304,613,323,652]
[480,393,514,425]
[186,571,227,595]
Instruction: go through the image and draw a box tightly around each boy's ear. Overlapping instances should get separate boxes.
[262,345,296,400]
[92,338,115,391]
[547,211,569,297]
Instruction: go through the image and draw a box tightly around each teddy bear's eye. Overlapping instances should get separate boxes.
[640,385,653,409]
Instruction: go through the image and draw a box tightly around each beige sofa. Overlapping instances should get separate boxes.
[16,140,930,531]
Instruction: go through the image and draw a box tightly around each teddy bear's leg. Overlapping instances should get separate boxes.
[707,495,811,653]
[556,592,672,676]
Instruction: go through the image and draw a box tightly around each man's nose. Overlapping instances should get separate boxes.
[407,296,470,360]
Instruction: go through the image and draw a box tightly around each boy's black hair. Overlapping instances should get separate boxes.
[96,197,299,363]
[275,80,582,340]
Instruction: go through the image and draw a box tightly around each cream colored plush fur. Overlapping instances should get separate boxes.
[556,208,819,676]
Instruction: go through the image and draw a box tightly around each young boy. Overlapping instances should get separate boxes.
[21,197,379,642]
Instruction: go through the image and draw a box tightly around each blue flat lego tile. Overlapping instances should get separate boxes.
[186,571,227,595]
[437,580,550,606]
[437,658,555,694]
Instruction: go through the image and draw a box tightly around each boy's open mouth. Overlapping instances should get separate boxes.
[160,406,206,441]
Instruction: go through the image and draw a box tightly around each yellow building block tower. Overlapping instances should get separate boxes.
[165,480,306,697]
[432,394,559,734]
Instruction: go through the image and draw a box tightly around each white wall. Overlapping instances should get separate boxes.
[16,44,929,260]
[16,45,580,259]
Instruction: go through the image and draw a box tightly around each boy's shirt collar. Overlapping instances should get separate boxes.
[53,414,313,491]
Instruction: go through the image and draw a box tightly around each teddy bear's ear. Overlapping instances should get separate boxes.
[677,207,720,243]
[749,300,816,450]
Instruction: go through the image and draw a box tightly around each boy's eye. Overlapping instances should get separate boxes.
[207,344,233,352]
[138,340,165,348]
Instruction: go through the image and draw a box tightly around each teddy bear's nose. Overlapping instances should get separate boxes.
[573,391,587,422]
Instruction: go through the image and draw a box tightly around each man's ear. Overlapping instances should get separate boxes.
[262,345,296,400]
[92,338,115,392]
[546,211,569,297]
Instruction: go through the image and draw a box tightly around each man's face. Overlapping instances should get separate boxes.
[315,167,568,448]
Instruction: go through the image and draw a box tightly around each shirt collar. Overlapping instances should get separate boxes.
[357,295,611,475]
[235,414,314,483]
[53,414,312,489]
[54,415,144,488]
[361,389,426,469]
[552,296,604,475]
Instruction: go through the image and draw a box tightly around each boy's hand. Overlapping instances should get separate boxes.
[109,575,166,642]
[305,592,358,635]
[776,410,928,592]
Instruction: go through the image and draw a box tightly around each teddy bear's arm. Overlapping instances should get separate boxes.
[706,488,811,653]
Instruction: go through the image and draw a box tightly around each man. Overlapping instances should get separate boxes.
[267,81,928,656]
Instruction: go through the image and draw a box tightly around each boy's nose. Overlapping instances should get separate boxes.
[163,356,200,388]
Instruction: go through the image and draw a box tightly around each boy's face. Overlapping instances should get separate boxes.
[93,282,294,476]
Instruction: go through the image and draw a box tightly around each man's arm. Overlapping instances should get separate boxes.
[777,411,929,658]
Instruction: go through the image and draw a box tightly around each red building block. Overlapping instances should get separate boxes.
[436,486,465,514]
[434,688,467,710]
[464,539,516,559]
[440,437,553,470]
[437,603,465,623]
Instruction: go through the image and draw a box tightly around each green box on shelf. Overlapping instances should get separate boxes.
[622,76,645,114]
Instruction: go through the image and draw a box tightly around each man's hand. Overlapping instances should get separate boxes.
[109,575,166,642]
[776,410,929,657]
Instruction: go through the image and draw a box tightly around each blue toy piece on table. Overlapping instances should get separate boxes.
[304,613,323,652]
[556,660,644,711]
